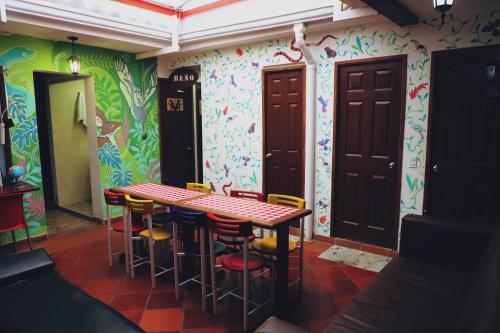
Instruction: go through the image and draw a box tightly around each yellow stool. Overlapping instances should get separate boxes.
[252,194,306,289]
[125,195,172,288]
[186,182,211,193]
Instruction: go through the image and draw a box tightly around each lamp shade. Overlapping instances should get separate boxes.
[68,55,80,75]
[433,0,453,12]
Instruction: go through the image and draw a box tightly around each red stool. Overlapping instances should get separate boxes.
[207,212,269,331]
[104,189,146,274]
[0,194,33,252]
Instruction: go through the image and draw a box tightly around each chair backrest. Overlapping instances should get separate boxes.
[206,212,253,238]
[162,178,187,188]
[125,194,155,214]
[230,190,264,202]
[171,206,206,227]
[104,189,126,206]
[267,194,305,209]
[0,194,26,231]
[186,182,211,193]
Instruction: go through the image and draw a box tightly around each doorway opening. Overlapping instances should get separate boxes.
[34,72,102,237]
[331,56,406,249]
[158,67,203,183]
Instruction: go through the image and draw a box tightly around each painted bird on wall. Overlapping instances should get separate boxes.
[318,96,328,112]
[324,46,337,58]
[408,120,425,140]
[115,58,157,139]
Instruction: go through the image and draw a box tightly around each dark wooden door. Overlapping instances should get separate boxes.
[333,58,404,248]
[264,68,304,198]
[159,78,200,182]
[426,46,500,225]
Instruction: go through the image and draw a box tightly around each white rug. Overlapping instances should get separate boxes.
[319,245,392,272]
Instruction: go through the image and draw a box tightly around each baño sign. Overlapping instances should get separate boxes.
[168,67,198,87]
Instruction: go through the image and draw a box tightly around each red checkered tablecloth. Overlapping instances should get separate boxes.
[114,183,205,204]
[180,194,302,225]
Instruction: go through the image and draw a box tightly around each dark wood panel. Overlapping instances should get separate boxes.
[333,56,405,248]
[425,45,500,225]
[264,67,305,198]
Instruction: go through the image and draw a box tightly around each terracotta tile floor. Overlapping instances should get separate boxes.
[4,225,378,332]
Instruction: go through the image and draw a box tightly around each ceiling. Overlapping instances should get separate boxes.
[147,0,220,10]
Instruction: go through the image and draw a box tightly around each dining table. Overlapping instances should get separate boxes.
[112,182,312,314]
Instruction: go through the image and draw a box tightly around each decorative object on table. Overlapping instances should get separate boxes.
[433,0,454,26]
[8,165,23,184]
[67,36,80,78]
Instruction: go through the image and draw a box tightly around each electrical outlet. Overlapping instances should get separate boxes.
[409,156,417,168]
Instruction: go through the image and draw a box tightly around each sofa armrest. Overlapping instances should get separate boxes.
[399,214,493,272]
[0,248,55,287]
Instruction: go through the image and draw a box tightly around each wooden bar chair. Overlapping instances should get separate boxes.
[252,194,306,289]
[186,182,211,193]
[228,189,265,244]
[152,178,187,227]
[125,195,173,288]
[171,206,226,311]
[207,212,269,331]
[0,194,33,252]
[104,189,146,273]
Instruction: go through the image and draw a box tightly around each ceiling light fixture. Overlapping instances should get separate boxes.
[433,0,454,26]
[67,36,80,78]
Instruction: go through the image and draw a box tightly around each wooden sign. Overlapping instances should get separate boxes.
[168,67,198,88]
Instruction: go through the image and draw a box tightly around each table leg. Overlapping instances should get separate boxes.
[275,222,289,315]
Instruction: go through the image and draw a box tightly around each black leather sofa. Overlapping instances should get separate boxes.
[256,214,499,333]
[0,248,145,333]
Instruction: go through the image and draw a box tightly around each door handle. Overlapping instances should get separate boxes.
[187,147,193,151]
[265,153,272,159]
[432,164,439,173]
[388,162,396,169]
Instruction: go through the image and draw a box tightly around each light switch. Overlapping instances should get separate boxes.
[409,156,417,168]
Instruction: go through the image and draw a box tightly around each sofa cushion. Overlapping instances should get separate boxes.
[0,271,144,333]
[255,316,309,333]
[322,257,471,333]
[0,248,55,287]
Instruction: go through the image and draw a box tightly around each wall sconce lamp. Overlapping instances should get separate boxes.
[67,36,80,77]
[433,0,454,26]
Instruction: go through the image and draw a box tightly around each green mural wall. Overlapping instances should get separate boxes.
[0,34,159,242]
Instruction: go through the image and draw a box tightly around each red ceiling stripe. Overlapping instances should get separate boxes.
[180,0,241,18]
[116,0,177,16]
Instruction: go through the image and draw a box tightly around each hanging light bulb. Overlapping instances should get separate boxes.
[67,36,80,77]
[433,0,454,26]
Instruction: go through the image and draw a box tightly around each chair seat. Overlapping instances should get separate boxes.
[112,221,146,233]
[252,237,296,255]
[185,240,226,257]
[221,253,265,271]
[218,233,256,246]
[139,228,172,241]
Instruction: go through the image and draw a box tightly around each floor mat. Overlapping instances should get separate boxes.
[319,245,392,272]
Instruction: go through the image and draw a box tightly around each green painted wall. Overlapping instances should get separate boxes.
[0,34,160,242]
[48,79,90,207]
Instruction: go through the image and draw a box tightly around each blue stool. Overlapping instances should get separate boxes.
[171,206,226,311]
